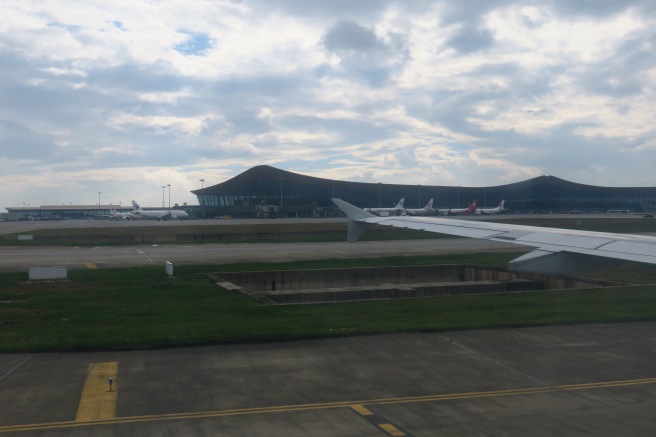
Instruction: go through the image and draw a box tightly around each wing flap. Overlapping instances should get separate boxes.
[514,233,615,250]
[367,216,508,239]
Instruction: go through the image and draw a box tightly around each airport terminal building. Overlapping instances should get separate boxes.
[4,165,656,220]
[190,165,656,218]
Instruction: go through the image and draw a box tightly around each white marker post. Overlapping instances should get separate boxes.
[165,261,173,279]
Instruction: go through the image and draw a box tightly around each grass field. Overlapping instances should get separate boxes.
[2,216,655,246]
[2,252,656,352]
[0,222,448,246]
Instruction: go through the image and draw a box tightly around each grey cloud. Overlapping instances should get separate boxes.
[572,30,656,97]
[218,110,272,136]
[0,54,204,170]
[0,120,54,162]
[282,115,395,146]
[88,64,186,93]
[322,20,408,86]
[438,0,515,26]
[470,62,561,100]
[210,75,304,99]
[447,27,495,54]
[549,0,643,18]
[323,20,388,56]
[579,68,642,97]
[251,0,398,20]
[325,63,393,87]
[515,127,629,177]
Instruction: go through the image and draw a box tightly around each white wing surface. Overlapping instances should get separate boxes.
[332,198,656,274]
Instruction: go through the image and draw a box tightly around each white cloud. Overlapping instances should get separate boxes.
[106,113,206,136]
[137,89,193,104]
[86,145,138,156]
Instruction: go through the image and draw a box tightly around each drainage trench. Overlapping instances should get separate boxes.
[209,265,622,305]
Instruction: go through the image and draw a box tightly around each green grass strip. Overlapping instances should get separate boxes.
[1,253,656,352]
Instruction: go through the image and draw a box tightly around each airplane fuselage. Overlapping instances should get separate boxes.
[476,201,505,215]
[131,200,189,220]
[132,209,189,220]
[406,199,435,216]
[363,198,405,216]
[441,200,478,215]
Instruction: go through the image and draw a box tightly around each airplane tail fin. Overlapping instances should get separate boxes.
[467,199,478,212]
[131,200,141,211]
[499,200,505,210]
[110,204,116,214]
[425,198,433,209]
[396,198,405,209]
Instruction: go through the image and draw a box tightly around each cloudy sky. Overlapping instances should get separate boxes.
[2,0,656,209]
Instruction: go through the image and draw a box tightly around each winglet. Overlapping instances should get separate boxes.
[332,198,375,242]
[332,198,375,220]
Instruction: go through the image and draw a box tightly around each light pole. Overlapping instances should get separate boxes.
[199,179,205,219]
[378,182,381,207]
[161,186,166,208]
[98,192,101,210]
[167,184,171,209]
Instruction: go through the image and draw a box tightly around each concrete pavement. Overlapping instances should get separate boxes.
[1,322,656,435]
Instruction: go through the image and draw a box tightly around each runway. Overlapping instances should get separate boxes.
[0,217,524,272]
[0,239,525,273]
[1,322,656,435]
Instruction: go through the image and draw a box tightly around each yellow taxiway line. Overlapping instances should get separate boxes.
[1,376,655,434]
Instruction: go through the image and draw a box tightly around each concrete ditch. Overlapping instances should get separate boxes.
[209,265,622,305]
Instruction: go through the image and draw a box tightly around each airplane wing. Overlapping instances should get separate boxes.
[332,198,656,274]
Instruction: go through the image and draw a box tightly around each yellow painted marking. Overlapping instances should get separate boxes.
[351,404,374,416]
[85,263,97,269]
[2,376,656,433]
[379,423,405,436]
[75,362,118,421]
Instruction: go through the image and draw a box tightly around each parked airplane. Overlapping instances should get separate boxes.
[109,204,134,220]
[443,199,478,215]
[405,199,434,216]
[331,198,656,275]
[131,201,189,220]
[363,198,405,216]
[477,200,505,215]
